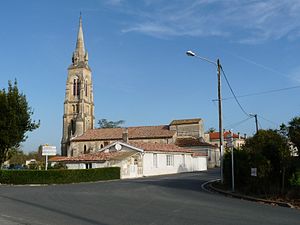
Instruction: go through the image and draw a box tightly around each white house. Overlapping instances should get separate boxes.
[50,141,207,179]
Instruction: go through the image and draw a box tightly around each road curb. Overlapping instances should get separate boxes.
[204,180,295,209]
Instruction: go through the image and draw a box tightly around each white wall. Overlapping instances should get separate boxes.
[66,162,107,169]
[143,152,207,176]
[67,163,86,169]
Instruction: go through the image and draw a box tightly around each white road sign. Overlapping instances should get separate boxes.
[42,146,57,156]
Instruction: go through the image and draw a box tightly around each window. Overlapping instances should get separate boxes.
[84,145,87,154]
[85,163,92,169]
[73,79,76,96]
[153,153,158,168]
[166,155,174,166]
[76,104,79,113]
[73,79,80,96]
[72,105,75,113]
[71,119,75,135]
[182,154,185,165]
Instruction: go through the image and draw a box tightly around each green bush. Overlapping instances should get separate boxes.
[0,167,120,184]
[223,149,251,188]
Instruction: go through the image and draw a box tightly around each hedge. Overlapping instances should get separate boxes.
[0,167,120,184]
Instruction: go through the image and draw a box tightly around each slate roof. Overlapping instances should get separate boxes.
[175,138,218,148]
[72,125,175,141]
[170,118,202,125]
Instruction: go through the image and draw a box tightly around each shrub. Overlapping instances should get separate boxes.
[0,167,120,184]
[223,149,251,188]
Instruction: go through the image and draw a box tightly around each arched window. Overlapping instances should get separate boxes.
[77,80,80,96]
[71,119,76,135]
[73,79,76,96]
[76,104,79,113]
[72,105,75,113]
[73,78,80,96]
[100,144,104,148]
[84,145,87,154]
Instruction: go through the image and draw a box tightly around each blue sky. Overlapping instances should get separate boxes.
[1,0,300,153]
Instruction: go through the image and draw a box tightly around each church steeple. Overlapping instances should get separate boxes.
[62,15,94,156]
[72,14,89,66]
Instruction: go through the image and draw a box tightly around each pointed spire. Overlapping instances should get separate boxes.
[72,13,88,66]
[76,13,85,53]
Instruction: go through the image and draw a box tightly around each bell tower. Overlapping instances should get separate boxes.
[61,15,95,156]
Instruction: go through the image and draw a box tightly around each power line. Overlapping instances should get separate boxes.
[220,66,250,117]
[257,115,279,126]
[224,117,252,129]
[212,85,300,101]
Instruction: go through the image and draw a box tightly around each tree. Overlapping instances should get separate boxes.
[0,80,39,167]
[98,119,125,128]
[8,148,27,165]
[243,129,292,193]
[207,127,216,133]
[287,116,300,157]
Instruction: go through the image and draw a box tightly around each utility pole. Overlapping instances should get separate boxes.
[217,59,224,184]
[230,130,235,192]
[254,114,258,133]
[250,114,259,133]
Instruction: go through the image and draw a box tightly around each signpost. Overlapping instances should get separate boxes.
[251,168,257,177]
[42,145,57,170]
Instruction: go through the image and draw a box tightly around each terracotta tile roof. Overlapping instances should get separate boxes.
[129,141,193,153]
[49,151,137,163]
[170,118,202,125]
[49,156,68,161]
[209,131,240,140]
[175,138,218,148]
[73,125,175,141]
[192,152,208,157]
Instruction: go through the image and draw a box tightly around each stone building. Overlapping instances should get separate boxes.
[61,15,95,156]
[169,118,204,138]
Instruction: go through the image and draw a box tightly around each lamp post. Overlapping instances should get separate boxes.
[186,50,224,183]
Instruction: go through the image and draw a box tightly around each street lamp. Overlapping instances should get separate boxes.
[186,50,224,183]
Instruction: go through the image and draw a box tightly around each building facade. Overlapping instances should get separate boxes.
[52,141,207,179]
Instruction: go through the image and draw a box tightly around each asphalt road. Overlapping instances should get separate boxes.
[0,169,299,225]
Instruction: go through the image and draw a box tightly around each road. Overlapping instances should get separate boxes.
[0,169,299,225]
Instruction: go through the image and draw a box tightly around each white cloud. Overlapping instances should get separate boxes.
[109,0,300,43]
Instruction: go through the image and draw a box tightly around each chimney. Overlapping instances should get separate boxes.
[122,128,129,143]
[238,132,240,139]
[244,133,247,139]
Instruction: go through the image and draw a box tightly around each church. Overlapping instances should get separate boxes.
[52,16,220,177]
